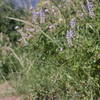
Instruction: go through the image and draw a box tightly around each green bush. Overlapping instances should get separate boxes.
[0,1,27,79]
[0,0,100,100]
[0,1,26,43]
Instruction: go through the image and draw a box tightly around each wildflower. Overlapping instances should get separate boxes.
[86,0,95,17]
[32,11,40,15]
[32,11,40,22]
[70,17,76,29]
[39,9,46,24]
[66,29,75,46]
[44,9,49,13]
[15,26,20,30]
[66,29,75,39]
[60,48,63,51]
[32,9,45,23]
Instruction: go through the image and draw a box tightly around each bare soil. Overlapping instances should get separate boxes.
[0,82,21,100]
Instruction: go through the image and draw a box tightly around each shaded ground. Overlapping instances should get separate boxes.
[0,82,21,100]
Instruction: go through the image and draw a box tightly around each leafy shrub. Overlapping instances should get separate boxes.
[0,1,28,79]
[0,1,26,43]
[0,0,100,100]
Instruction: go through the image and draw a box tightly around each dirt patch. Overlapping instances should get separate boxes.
[0,96,21,100]
[0,81,16,96]
[0,81,21,100]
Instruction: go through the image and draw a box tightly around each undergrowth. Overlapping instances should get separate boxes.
[0,0,100,100]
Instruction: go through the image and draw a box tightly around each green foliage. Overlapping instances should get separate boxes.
[0,0,100,100]
[0,1,26,42]
[0,1,28,79]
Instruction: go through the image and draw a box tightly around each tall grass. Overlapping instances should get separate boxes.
[0,0,100,100]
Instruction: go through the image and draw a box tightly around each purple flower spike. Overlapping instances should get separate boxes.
[66,30,75,39]
[66,29,75,46]
[32,12,40,15]
[32,9,45,24]
[32,11,40,22]
[87,0,95,17]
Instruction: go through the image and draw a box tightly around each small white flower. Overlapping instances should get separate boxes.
[15,26,20,30]
[45,9,49,13]
[29,6,33,10]
[60,48,63,51]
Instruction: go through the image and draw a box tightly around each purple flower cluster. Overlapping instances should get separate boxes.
[66,29,75,46]
[32,11,40,22]
[32,9,45,23]
[66,17,76,46]
[87,0,95,17]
